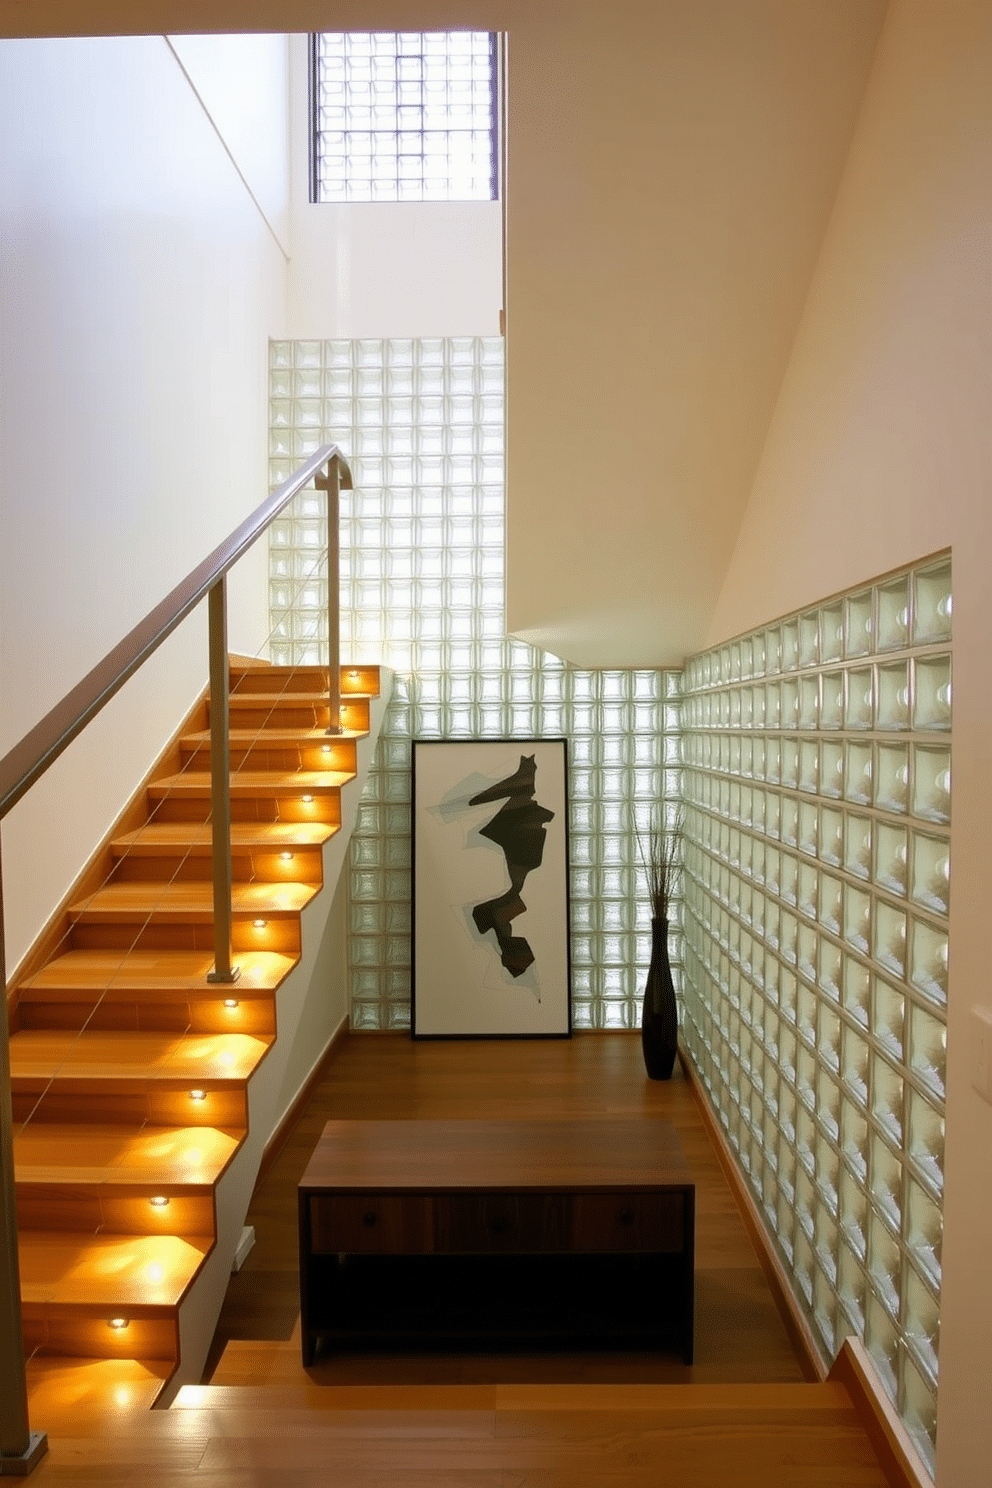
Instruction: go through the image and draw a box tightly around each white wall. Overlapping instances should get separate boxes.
[503,0,886,668]
[708,5,992,1482]
[0,33,289,973]
[286,33,502,338]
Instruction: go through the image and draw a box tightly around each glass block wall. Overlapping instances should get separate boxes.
[268,337,684,1031]
[680,557,951,1473]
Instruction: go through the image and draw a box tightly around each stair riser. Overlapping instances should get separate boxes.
[22,1312,180,1363]
[70,921,301,954]
[223,702,370,732]
[13,1090,248,1128]
[181,743,358,774]
[109,850,324,885]
[17,998,276,1036]
[16,1186,216,1237]
[228,665,379,696]
[148,797,342,827]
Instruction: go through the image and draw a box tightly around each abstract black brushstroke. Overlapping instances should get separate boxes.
[469,754,555,978]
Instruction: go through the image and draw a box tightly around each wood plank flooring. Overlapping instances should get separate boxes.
[206,1032,805,1387]
[21,1033,895,1487]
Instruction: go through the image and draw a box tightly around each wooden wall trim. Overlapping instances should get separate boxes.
[678,1042,828,1383]
[829,1337,933,1488]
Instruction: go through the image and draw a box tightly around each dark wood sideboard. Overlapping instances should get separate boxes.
[298,1117,695,1365]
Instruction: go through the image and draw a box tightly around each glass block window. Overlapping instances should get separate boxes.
[680,557,951,1475]
[268,337,683,1033]
[311,32,498,203]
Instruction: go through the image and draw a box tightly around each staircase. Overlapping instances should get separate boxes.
[8,660,386,1401]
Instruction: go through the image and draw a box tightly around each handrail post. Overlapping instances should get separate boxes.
[206,577,239,986]
[316,456,342,736]
[0,856,48,1475]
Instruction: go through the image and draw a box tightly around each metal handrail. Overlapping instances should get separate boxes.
[0,444,352,822]
[0,442,351,1474]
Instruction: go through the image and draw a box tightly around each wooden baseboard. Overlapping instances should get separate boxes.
[829,1338,933,1488]
[254,1018,350,1188]
[677,1042,827,1383]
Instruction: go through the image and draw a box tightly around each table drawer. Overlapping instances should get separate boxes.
[309,1194,433,1254]
[433,1193,571,1252]
[572,1191,686,1252]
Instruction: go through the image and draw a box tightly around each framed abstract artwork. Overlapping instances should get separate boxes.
[411,738,571,1038]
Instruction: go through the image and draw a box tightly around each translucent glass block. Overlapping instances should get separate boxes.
[844,814,872,882]
[776,618,797,671]
[867,1211,902,1319]
[910,832,950,914]
[798,675,819,730]
[798,802,818,858]
[912,560,952,645]
[844,741,874,803]
[842,1024,869,1107]
[906,1176,943,1288]
[844,886,871,955]
[865,1290,900,1396]
[879,668,914,739]
[913,654,952,731]
[909,918,949,1004]
[845,667,874,730]
[871,1052,904,1145]
[845,589,874,657]
[907,1089,945,1193]
[840,1098,869,1184]
[837,1241,866,1334]
[839,1164,869,1259]
[912,745,951,823]
[817,940,843,1002]
[875,743,910,813]
[877,575,910,651]
[820,740,844,798]
[781,679,799,731]
[908,1002,946,1099]
[901,1353,938,1476]
[875,822,908,896]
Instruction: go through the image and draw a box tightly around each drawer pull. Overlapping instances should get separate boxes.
[619,1208,635,1225]
[362,1211,378,1227]
[490,1215,510,1234]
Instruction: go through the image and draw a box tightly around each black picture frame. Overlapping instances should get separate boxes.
[411,738,571,1039]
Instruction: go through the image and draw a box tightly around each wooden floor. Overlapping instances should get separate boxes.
[207,1032,804,1387]
[22,1033,895,1486]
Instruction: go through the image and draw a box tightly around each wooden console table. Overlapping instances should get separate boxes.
[298,1117,695,1365]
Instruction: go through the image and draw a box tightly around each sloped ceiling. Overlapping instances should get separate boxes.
[2,0,888,666]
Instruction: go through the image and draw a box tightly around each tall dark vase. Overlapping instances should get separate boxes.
[641,916,678,1080]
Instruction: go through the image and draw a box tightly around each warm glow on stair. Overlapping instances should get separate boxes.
[10,658,380,1388]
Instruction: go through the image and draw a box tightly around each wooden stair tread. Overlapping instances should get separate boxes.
[14,1123,239,1185]
[68,881,319,922]
[111,823,337,854]
[18,949,296,995]
[18,1231,212,1308]
[148,769,353,796]
[27,1356,171,1420]
[10,1029,270,1084]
